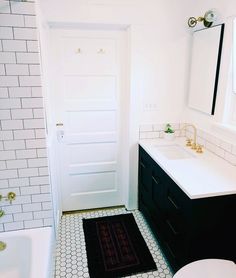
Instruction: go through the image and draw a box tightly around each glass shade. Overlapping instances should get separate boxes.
[204,10,217,23]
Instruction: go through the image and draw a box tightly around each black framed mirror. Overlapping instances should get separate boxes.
[188,24,224,115]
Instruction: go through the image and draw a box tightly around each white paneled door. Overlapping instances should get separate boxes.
[50,29,127,211]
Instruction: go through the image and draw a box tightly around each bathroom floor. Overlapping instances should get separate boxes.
[54,207,173,278]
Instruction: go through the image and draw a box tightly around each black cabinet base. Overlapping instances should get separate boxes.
[138,146,236,272]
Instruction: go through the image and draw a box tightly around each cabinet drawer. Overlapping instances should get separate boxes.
[165,218,182,237]
[167,191,180,212]
[139,147,152,193]
[164,238,187,269]
[139,165,150,193]
[167,177,192,219]
[152,170,167,212]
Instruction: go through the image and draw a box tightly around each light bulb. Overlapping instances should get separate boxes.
[204,10,217,23]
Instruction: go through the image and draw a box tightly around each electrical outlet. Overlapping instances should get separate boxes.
[143,103,159,111]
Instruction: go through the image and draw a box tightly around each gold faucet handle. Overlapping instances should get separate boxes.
[7,192,16,204]
[196,144,203,153]
[191,142,197,150]
[186,138,192,147]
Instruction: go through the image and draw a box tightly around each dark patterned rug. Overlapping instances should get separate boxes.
[83,213,157,278]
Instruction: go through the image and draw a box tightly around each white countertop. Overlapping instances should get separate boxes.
[139,138,236,199]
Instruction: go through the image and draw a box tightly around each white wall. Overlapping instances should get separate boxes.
[38,0,191,124]
[182,0,236,142]
[36,0,236,211]
[37,0,192,209]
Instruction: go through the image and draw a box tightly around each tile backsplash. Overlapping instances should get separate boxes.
[186,127,236,166]
[0,0,53,232]
[139,123,236,166]
[139,123,186,139]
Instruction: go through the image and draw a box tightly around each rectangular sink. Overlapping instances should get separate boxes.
[153,144,195,160]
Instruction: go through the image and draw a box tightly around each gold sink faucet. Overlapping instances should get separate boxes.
[182,124,197,150]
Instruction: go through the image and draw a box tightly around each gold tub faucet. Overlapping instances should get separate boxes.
[0,192,16,218]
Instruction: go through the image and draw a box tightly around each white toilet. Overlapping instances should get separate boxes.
[173,259,236,278]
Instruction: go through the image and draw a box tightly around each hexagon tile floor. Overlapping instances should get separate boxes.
[54,207,173,278]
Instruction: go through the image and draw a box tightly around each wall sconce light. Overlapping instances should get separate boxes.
[188,10,218,28]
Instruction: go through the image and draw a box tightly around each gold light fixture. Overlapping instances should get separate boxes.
[188,10,218,28]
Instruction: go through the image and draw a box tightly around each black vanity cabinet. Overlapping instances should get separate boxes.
[138,146,236,272]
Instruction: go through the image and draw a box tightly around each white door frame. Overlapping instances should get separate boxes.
[52,28,128,211]
[38,22,133,223]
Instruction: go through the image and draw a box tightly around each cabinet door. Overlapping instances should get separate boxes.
[166,177,192,233]
[139,147,169,243]
[152,163,167,213]
[139,147,153,208]
[138,145,236,271]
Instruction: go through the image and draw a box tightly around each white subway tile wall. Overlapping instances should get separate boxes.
[139,123,236,166]
[185,127,236,166]
[139,123,186,140]
[0,0,53,232]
